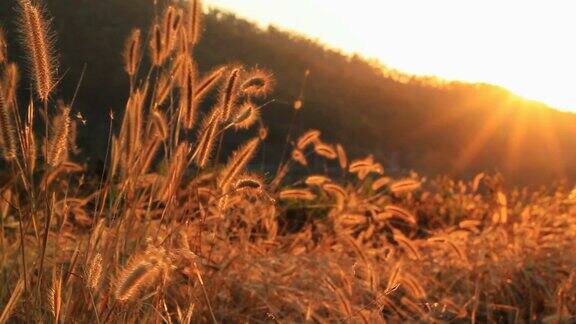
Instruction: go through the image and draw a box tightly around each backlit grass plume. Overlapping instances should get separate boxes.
[118,86,145,166]
[196,66,225,101]
[291,148,307,166]
[336,143,347,169]
[0,87,17,160]
[220,67,241,122]
[305,175,331,186]
[234,175,264,193]
[114,250,170,302]
[179,58,196,129]
[296,129,321,150]
[241,69,274,98]
[322,183,347,209]
[279,188,317,201]
[23,125,36,174]
[389,179,421,195]
[86,253,103,290]
[149,23,163,67]
[163,6,176,56]
[46,101,70,166]
[192,106,221,168]
[18,0,56,102]
[2,63,20,106]
[232,102,259,130]
[218,137,260,192]
[123,28,141,77]
[48,271,62,323]
[158,142,190,201]
[0,27,7,63]
[187,0,203,46]
[314,142,337,159]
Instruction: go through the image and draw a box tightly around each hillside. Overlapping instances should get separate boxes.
[1,1,575,185]
[197,13,576,186]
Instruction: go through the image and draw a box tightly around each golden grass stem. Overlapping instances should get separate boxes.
[0,278,25,324]
[193,262,217,324]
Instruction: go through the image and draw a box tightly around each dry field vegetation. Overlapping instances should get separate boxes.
[1,0,576,323]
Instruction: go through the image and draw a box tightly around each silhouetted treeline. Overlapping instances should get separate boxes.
[1,0,576,185]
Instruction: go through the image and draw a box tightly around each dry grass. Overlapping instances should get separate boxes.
[1,1,576,323]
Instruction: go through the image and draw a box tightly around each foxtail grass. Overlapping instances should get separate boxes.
[18,0,56,101]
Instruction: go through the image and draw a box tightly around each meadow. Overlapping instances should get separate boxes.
[1,0,575,323]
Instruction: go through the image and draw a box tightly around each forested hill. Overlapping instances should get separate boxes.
[1,0,576,185]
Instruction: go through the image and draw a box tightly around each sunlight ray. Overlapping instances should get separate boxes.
[452,107,511,174]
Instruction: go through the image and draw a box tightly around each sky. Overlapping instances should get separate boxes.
[204,0,576,111]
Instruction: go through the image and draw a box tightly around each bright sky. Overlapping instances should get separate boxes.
[204,0,576,111]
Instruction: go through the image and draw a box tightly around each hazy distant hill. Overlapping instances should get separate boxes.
[1,1,575,185]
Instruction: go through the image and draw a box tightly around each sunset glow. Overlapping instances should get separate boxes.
[205,0,576,111]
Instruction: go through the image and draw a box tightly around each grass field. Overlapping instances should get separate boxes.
[1,1,575,323]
